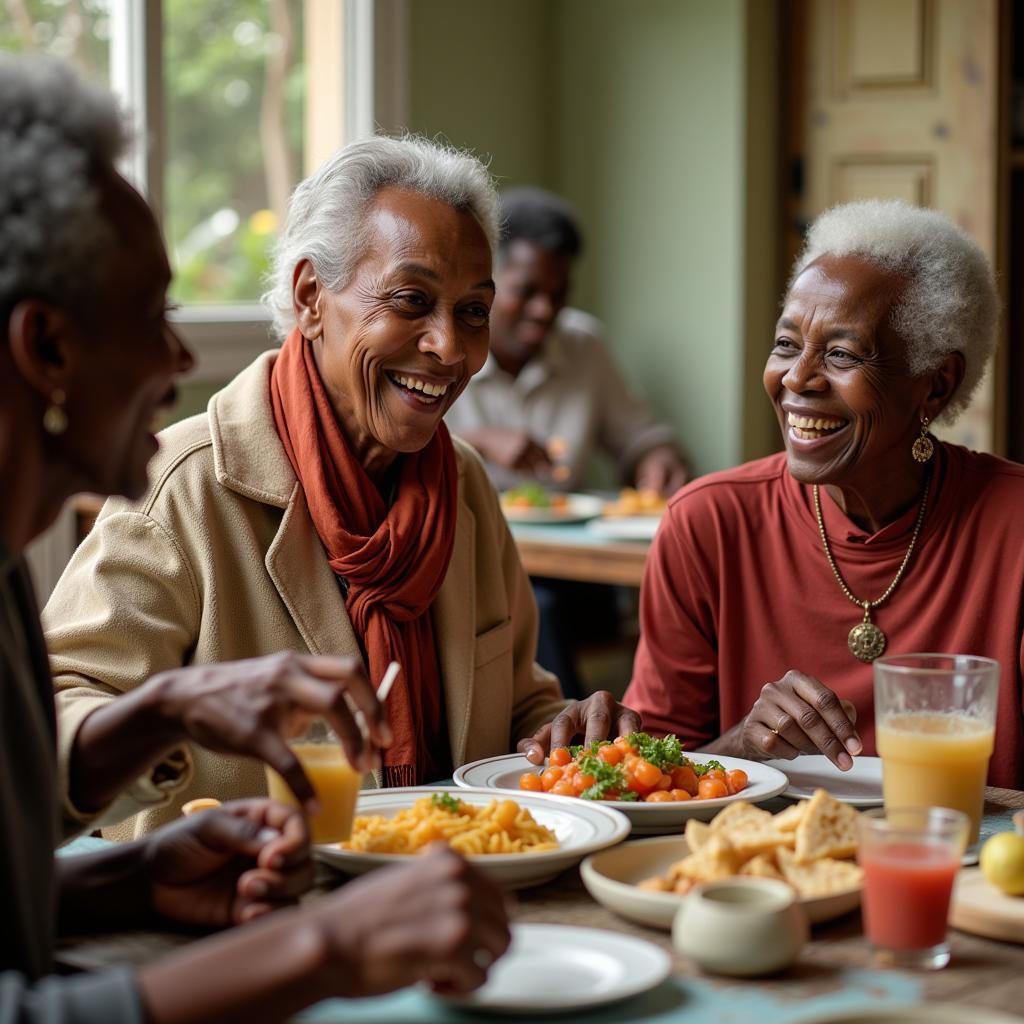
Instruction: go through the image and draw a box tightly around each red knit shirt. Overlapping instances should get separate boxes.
[624,444,1024,787]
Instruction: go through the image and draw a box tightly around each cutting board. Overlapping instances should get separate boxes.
[950,867,1024,944]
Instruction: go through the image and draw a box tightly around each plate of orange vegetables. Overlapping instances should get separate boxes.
[454,733,788,836]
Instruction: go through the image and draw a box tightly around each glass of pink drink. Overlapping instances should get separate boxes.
[858,806,969,970]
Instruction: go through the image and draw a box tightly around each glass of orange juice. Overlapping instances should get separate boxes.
[265,719,362,844]
[874,654,999,845]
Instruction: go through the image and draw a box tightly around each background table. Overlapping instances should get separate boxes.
[56,789,1024,1023]
[509,520,650,587]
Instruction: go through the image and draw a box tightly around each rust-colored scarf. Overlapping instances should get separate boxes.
[270,330,457,785]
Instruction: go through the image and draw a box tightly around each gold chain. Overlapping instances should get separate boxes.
[812,474,930,613]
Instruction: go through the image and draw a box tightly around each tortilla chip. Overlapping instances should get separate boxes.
[685,818,712,852]
[794,789,859,862]
[777,846,863,897]
[724,824,796,861]
[739,853,784,881]
[773,801,808,833]
[673,833,744,882]
[709,801,773,833]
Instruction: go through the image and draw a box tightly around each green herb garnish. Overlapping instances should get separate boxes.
[574,754,633,801]
[431,792,462,813]
[625,731,688,771]
[692,759,725,777]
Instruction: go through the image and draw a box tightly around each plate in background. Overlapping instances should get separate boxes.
[764,755,883,806]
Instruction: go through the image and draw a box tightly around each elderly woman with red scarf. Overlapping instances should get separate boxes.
[44,135,638,838]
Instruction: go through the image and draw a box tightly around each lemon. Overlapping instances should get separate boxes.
[980,832,1024,895]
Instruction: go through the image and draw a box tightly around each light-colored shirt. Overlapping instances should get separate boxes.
[445,307,678,491]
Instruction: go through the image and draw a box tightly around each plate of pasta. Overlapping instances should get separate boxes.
[315,787,631,889]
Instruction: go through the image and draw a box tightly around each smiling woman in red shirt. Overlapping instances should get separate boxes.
[623,199,1024,788]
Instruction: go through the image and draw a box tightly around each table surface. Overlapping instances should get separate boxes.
[509,519,651,587]
[56,788,1024,1023]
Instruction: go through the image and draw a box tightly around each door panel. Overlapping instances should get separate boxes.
[792,0,999,451]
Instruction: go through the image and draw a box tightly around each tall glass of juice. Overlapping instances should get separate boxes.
[858,806,968,970]
[265,718,362,843]
[874,654,998,844]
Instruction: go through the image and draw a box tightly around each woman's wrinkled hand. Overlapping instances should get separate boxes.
[740,670,862,769]
[153,651,391,813]
[517,691,642,765]
[315,844,511,997]
[145,798,313,928]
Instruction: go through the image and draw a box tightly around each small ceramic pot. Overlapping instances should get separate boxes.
[672,877,808,977]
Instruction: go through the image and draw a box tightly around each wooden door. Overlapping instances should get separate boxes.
[783,0,1000,451]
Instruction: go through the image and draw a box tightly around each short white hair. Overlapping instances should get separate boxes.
[0,55,129,329]
[264,135,499,340]
[789,199,998,423]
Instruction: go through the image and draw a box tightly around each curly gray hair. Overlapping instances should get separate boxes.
[0,54,129,332]
[788,199,998,423]
[263,135,499,340]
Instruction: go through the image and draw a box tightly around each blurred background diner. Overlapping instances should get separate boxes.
[2,0,1022,702]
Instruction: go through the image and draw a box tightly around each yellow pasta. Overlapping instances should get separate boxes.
[339,794,559,856]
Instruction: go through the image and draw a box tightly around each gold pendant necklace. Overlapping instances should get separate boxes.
[812,473,931,663]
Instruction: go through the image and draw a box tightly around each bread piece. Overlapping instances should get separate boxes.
[685,818,712,852]
[794,789,859,862]
[773,801,808,833]
[739,852,784,882]
[723,824,796,861]
[673,833,744,882]
[777,846,863,897]
[709,801,772,833]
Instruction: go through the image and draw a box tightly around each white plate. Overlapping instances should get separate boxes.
[581,835,861,929]
[437,922,671,1015]
[454,753,789,835]
[500,492,605,524]
[587,515,662,541]
[764,755,884,806]
[314,787,630,889]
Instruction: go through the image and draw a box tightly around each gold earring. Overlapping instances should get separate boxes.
[911,416,934,463]
[43,388,68,435]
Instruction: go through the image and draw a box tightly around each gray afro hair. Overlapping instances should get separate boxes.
[789,199,998,423]
[0,54,129,330]
[263,135,499,340]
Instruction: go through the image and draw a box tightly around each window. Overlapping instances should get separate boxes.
[1,0,384,379]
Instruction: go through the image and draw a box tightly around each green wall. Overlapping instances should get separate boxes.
[406,0,556,190]
[405,0,780,476]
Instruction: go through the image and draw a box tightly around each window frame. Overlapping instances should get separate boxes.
[107,0,401,382]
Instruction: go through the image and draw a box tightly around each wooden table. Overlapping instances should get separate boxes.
[55,789,1024,1022]
[509,521,650,587]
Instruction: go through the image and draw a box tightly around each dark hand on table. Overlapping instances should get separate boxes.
[633,444,689,496]
[154,651,391,812]
[315,845,511,997]
[518,691,643,764]
[742,670,862,769]
[145,798,313,927]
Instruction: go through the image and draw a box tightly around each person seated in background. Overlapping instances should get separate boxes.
[44,129,640,840]
[445,187,689,698]
[1,54,508,1023]
[624,199,1024,787]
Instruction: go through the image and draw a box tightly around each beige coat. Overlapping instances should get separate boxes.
[45,352,566,839]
